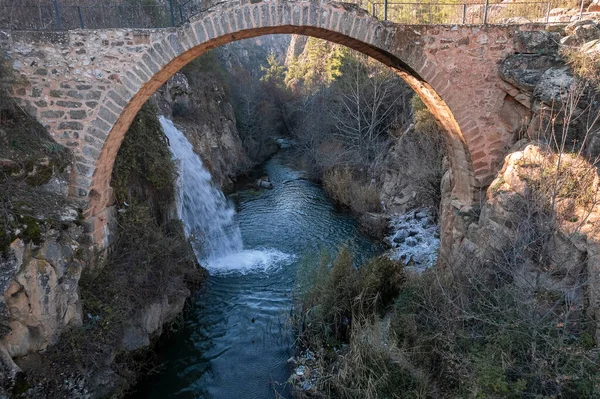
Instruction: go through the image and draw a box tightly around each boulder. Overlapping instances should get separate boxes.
[513,30,560,54]
[256,177,274,189]
[532,67,574,107]
[0,231,85,367]
[582,38,600,54]
[500,54,561,92]
[562,20,600,46]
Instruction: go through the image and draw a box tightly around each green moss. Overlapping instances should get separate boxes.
[20,216,42,245]
[490,176,506,194]
[112,102,176,222]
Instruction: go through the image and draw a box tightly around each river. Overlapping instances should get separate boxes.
[129,120,382,398]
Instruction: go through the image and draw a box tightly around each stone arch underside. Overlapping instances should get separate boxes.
[7,0,528,246]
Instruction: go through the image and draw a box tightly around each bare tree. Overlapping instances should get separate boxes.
[328,57,409,177]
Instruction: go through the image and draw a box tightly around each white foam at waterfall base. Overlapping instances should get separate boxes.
[160,116,293,274]
[205,249,296,275]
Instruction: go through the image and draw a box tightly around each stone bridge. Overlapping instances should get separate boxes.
[3,0,540,247]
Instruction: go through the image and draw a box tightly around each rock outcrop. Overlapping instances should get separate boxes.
[153,71,250,190]
[440,20,600,341]
[0,228,85,387]
[443,141,600,342]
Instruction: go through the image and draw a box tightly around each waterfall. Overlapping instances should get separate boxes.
[160,116,293,274]
[160,116,243,259]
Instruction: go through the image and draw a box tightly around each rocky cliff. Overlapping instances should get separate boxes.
[152,70,250,190]
[152,37,290,190]
[0,96,89,391]
[0,97,202,396]
[440,19,600,343]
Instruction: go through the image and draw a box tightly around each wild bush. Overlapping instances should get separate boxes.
[294,247,403,349]
[297,318,427,399]
[323,167,382,214]
[392,266,600,398]
[563,46,600,89]
[292,248,420,398]
[384,95,446,217]
[111,102,176,224]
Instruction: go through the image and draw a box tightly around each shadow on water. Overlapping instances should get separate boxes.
[129,146,383,399]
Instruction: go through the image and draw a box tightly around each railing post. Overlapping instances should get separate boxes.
[579,0,585,20]
[384,0,388,21]
[371,2,376,17]
[462,3,466,24]
[52,0,62,30]
[169,0,176,27]
[483,0,489,25]
[545,1,551,26]
[77,6,84,29]
[179,4,184,24]
[429,2,433,23]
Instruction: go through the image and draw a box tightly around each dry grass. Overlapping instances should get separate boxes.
[563,47,600,89]
[292,248,417,398]
[323,167,382,214]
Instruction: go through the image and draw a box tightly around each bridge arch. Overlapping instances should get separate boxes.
[7,0,529,246]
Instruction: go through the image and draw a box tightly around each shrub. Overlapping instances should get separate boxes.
[111,102,176,224]
[292,248,420,398]
[294,247,404,349]
[391,267,600,398]
[384,95,446,216]
[310,319,428,399]
[294,244,600,398]
[563,47,600,89]
[323,167,382,214]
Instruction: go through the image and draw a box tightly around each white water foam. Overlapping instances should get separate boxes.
[205,249,296,275]
[160,116,293,274]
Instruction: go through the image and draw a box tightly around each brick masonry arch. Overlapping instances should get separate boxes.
[5,0,534,247]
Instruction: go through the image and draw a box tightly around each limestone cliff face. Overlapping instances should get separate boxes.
[152,37,290,190]
[153,71,249,190]
[0,230,84,383]
[442,142,600,342]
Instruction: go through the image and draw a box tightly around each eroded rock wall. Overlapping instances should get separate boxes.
[0,229,84,384]
[152,70,249,189]
[438,20,600,342]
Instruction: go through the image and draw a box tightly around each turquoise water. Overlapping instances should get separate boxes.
[130,151,381,398]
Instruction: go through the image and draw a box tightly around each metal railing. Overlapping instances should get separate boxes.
[0,0,582,31]
[0,0,203,30]
[367,0,562,25]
